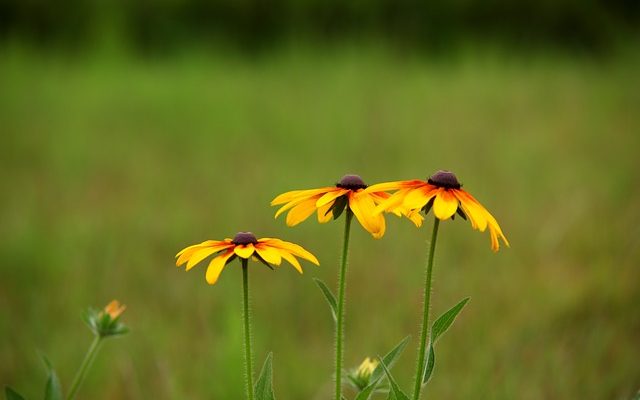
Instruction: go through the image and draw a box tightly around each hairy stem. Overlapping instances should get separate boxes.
[412,217,440,400]
[335,210,353,400]
[242,259,255,400]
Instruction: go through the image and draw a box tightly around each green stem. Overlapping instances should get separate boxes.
[66,335,102,400]
[412,217,440,400]
[335,210,353,400]
[242,259,255,400]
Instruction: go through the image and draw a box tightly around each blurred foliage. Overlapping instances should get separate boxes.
[0,0,639,52]
[0,41,639,399]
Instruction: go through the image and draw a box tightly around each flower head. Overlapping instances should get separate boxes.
[271,174,422,239]
[370,170,509,251]
[83,300,129,338]
[176,232,319,284]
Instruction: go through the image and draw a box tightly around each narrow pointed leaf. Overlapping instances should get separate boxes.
[377,358,410,400]
[42,356,63,400]
[254,353,275,400]
[431,297,469,344]
[355,336,410,400]
[4,387,26,400]
[313,278,337,322]
[422,343,435,385]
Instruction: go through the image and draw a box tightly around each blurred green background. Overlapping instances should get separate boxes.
[1,1,639,399]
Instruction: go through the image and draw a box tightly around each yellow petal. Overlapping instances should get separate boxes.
[271,187,333,205]
[455,190,488,232]
[279,250,303,273]
[486,213,509,252]
[186,246,224,271]
[365,180,424,193]
[349,191,385,239]
[373,189,408,214]
[432,190,459,220]
[234,244,255,259]
[285,197,320,226]
[404,186,436,210]
[205,249,235,285]
[263,239,320,265]
[316,189,348,207]
[317,201,333,223]
[255,244,282,265]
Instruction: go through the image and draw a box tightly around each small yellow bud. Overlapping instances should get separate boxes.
[103,300,126,319]
[356,357,378,380]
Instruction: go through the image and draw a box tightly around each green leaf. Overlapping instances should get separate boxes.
[355,336,410,400]
[330,196,348,220]
[5,387,26,400]
[41,356,63,400]
[377,358,410,400]
[254,353,275,400]
[422,343,435,384]
[313,278,337,322]
[431,297,469,344]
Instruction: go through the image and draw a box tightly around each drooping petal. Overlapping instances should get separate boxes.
[432,189,459,220]
[317,201,334,223]
[486,213,509,252]
[278,250,303,273]
[205,249,235,285]
[234,243,255,259]
[316,188,349,207]
[255,244,282,265]
[454,190,488,231]
[349,191,385,239]
[285,197,321,226]
[373,189,408,214]
[404,186,438,210]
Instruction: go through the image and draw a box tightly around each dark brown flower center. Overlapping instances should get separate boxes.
[336,174,367,190]
[232,232,258,245]
[428,170,461,189]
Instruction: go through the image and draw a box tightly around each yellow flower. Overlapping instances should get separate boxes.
[103,300,126,319]
[370,170,509,251]
[271,174,422,239]
[176,232,319,284]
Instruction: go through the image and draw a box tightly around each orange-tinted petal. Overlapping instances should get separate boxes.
[234,244,255,259]
[433,189,459,220]
[205,249,235,285]
[271,187,333,205]
[454,190,488,231]
[406,186,438,210]
[255,244,282,265]
[366,180,424,193]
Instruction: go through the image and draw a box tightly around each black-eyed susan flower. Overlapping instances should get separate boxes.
[175,232,319,285]
[271,174,422,239]
[370,170,509,252]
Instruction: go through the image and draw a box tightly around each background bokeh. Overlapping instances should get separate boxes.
[1,1,639,399]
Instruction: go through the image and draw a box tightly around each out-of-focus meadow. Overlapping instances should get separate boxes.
[1,2,639,399]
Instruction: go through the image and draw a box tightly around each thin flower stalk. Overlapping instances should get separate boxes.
[66,335,102,400]
[241,258,255,400]
[335,210,353,400]
[412,217,439,400]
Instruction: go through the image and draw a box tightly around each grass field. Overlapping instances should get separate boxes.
[1,43,639,399]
